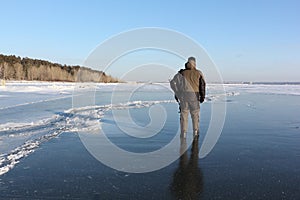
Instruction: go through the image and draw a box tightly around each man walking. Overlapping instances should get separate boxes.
[170,57,206,139]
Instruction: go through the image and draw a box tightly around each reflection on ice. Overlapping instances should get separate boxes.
[171,138,203,199]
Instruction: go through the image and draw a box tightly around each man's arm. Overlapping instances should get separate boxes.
[170,72,183,102]
[199,73,206,103]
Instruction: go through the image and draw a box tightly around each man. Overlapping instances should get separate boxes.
[170,57,206,139]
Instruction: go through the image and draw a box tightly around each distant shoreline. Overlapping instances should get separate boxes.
[2,80,300,86]
[222,81,300,85]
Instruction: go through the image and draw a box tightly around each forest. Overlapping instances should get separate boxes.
[0,54,119,83]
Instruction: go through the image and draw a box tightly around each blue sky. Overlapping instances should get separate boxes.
[0,0,299,82]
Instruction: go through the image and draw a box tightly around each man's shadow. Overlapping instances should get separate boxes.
[170,138,204,199]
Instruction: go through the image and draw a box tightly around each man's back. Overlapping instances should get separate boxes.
[181,68,203,93]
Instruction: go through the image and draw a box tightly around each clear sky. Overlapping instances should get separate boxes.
[0,0,299,82]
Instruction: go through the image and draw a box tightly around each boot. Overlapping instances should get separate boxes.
[193,129,199,139]
[180,132,187,139]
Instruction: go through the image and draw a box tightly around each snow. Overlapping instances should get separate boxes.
[223,84,300,96]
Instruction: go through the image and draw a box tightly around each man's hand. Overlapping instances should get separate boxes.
[200,97,205,103]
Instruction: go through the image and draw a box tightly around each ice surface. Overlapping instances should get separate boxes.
[1,81,300,176]
[0,131,61,176]
[0,85,176,176]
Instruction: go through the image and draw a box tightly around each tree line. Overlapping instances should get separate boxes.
[0,54,119,83]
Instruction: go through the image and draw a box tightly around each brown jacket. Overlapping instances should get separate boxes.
[180,63,206,101]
